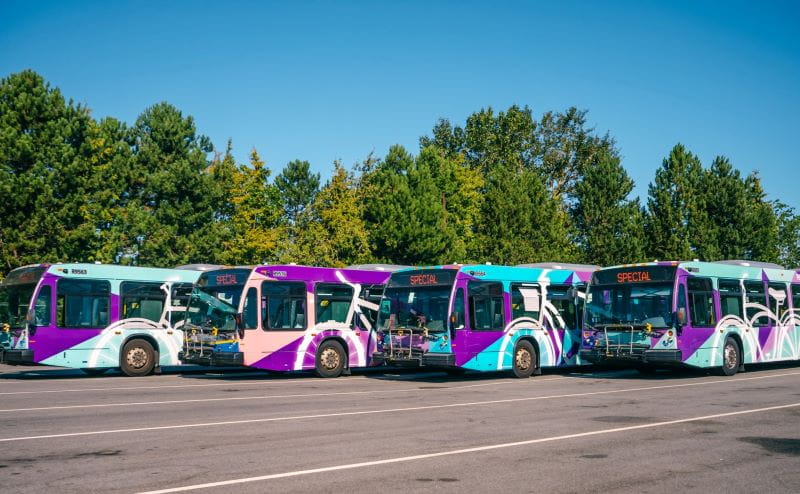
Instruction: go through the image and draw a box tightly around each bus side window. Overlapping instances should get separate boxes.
[792,284,800,313]
[262,282,306,330]
[315,283,354,324]
[768,282,788,320]
[468,281,505,331]
[243,287,258,329]
[687,278,715,327]
[510,283,540,322]
[452,288,465,329]
[744,281,768,327]
[57,279,111,328]
[359,284,385,327]
[120,282,165,323]
[719,279,743,319]
[546,284,577,329]
[34,285,51,326]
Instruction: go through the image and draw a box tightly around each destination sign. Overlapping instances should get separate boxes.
[199,269,250,287]
[388,270,456,288]
[592,265,676,286]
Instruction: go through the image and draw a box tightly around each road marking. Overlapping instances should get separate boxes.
[0,378,542,412]
[138,400,800,494]
[1,370,798,443]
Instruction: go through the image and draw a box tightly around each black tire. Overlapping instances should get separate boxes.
[512,340,537,378]
[717,337,741,376]
[315,340,346,378]
[120,339,156,377]
[81,368,108,376]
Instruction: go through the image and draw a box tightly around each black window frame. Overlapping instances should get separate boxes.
[33,285,52,326]
[358,284,385,328]
[792,284,800,313]
[120,281,166,323]
[56,278,112,329]
[718,279,744,319]
[744,280,769,327]
[767,282,789,321]
[243,287,259,329]
[314,282,354,325]
[468,281,506,331]
[546,284,579,330]
[510,282,541,322]
[261,281,307,331]
[687,277,716,328]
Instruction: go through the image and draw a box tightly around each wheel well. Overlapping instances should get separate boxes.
[318,336,349,368]
[726,332,744,361]
[516,336,540,369]
[121,335,160,363]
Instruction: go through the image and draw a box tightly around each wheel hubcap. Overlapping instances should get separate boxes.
[515,348,532,371]
[127,347,148,369]
[320,348,341,370]
[724,343,738,369]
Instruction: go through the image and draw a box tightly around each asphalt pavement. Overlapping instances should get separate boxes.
[0,362,798,493]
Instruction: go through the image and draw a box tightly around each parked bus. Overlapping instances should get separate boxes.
[579,260,800,376]
[0,263,200,376]
[372,263,598,377]
[180,264,403,377]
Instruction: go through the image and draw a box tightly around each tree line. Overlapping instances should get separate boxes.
[1,69,799,277]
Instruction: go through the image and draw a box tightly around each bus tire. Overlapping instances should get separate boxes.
[512,340,536,378]
[717,337,741,377]
[81,368,108,376]
[315,340,346,378]
[120,339,156,377]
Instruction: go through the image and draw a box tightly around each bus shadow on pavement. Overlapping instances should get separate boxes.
[0,363,258,380]
[575,360,800,381]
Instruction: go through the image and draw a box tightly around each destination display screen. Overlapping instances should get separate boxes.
[198,268,251,287]
[388,270,456,288]
[592,265,676,285]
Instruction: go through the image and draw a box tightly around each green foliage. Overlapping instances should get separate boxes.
[275,159,320,226]
[572,149,645,265]
[775,202,800,268]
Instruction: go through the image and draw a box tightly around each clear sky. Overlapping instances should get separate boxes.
[2,0,798,206]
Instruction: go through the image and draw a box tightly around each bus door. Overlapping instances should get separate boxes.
[466,281,507,366]
[258,280,309,369]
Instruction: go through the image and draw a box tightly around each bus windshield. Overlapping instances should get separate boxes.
[0,283,36,329]
[586,283,674,328]
[377,286,452,332]
[185,285,241,331]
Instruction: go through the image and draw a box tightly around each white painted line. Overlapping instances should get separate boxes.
[1,370,798,443]
[138,400,800,494]
[0,377,540,413]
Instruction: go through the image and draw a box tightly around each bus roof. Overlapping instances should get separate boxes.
[44,263,202,283]
[254,264,394,284]
[389,263,596,284]
[596,260,800,284]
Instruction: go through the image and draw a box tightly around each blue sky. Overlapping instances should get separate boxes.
[2,0,798,206]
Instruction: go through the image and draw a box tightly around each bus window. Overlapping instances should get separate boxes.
[469,282,505,331]
[768,282,788,320]
[315,283,354,324]
[57,279,110,328]
[547,285,578,329]
[452,288,465,328]
[719,279,743,319]
[121,282,165,322]
[687,278,716,327]
[359,284,385,327]
[262,282,306,330]
[34,285,51,326]
[575,284,586,329]
[511,283,540,321]
[792,284,800,312]
[744,281,768,327]
[243,287,258,329]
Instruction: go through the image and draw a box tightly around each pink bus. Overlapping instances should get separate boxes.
[180,264,403,377]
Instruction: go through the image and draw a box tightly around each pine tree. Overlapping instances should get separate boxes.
[572,149,645,265]
[275,160,320,227]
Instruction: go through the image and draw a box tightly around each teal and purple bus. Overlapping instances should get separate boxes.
[0,263,200,376]
[180,264,404,377]
[579,260,800,375]
[372,263,598,377]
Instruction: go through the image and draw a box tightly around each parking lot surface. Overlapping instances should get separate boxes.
[1,363,799,493]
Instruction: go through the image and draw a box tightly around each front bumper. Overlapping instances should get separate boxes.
[372,351,456,367]
[179,350,244,366]
[580,347,682,364]
[1,349,35,365]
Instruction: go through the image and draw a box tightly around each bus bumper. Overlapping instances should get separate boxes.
[580,348,682,364]
[1,349,35,365]
[371,351,456,367]
[179,350,244,366]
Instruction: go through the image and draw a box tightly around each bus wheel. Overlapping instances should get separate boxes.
[512,340,536,378]
[717,337,741,377]
[121,339,156,377]
[315,340,345,378]
[81,368,108,376]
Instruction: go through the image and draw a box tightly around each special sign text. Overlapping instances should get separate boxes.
[617,271,652,283]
